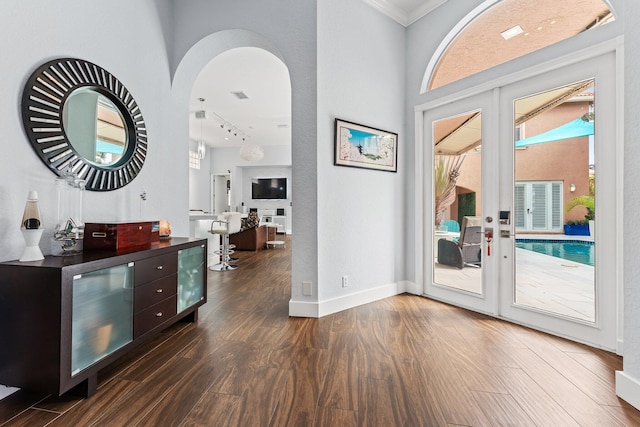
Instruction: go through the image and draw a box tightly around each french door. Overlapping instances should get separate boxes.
[424,90,498,315]
[423,53,618,350]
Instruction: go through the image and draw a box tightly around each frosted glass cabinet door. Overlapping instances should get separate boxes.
[177,244,205,312]
[71,263,134,375]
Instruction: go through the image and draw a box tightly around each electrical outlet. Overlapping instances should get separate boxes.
[342,275,348,288]
[302,281,312,296]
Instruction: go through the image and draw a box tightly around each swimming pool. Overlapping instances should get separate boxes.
[515,239,594,267]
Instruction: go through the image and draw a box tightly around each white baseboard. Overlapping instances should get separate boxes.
[404,281,422,295]
[289,281,411,318]
[616,371,640,410]
[288,300,319,317]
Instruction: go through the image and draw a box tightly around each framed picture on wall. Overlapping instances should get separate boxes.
[334,119,398,172]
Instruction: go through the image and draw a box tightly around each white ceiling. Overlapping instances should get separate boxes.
[189,47,291,149]
[189,1,445,149]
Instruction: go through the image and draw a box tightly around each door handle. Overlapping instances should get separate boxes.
[485,227,493,256]
[484,228,493,241]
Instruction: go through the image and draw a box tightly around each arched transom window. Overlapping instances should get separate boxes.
[425,0,614,91]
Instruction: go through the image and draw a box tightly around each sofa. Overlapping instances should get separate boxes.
[229,212,275,251]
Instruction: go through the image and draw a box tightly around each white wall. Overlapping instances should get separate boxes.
[209,144,291,214]
[0,0,184,261]
[316,0,406,308]
[241,167,293,232]
[619,0,640,410]
[210,145,291,176]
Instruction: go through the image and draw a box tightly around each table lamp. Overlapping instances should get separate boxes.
[19,190,44,262]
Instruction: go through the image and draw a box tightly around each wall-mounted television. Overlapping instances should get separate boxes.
[251,178,287,200]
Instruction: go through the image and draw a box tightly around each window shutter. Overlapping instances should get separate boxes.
[552,182,562,229]
[515,184,526,228]
[532,183,547,229]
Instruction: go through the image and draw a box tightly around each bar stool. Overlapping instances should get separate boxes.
[209,212,242,271]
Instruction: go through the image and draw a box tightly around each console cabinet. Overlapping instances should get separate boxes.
[0,238,206,397]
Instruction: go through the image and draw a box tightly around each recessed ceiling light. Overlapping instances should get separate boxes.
[501,25,524,40]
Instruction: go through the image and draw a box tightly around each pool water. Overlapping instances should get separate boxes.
[515,240,594,267]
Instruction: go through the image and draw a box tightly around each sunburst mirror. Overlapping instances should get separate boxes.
[21,58,147,191]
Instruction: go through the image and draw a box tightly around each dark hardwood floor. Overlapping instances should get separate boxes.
[1,234,640,426]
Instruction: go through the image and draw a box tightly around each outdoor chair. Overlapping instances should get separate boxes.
[437,216,482,269]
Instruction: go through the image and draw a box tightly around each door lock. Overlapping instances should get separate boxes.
[499,211,511,225]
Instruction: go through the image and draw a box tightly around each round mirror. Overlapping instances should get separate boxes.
[63,88,128,167]
[22,58,147,191]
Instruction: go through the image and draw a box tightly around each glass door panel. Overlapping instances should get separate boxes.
[433,112,483,295]
[512,80,595,322]
[177,244,205,312]
[71,263,134,375]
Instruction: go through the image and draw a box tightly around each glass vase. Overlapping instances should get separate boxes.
[51,169,85,255]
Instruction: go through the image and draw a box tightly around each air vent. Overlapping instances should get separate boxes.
[277,124,290,129]
[231,91,249,100]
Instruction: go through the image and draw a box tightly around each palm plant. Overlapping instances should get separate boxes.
[434,154,466,226]
[566,175,595,221]
[566,195,594,221]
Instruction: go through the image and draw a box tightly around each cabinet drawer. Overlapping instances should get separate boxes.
[134,295,177,338]
[134,275,177,314]
[135,253,177,286]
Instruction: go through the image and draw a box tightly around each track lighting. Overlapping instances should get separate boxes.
[212,113,250,141]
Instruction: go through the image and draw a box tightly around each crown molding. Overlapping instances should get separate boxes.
[362,0,447,27]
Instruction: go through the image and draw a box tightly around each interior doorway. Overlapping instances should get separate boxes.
[211,173,231,214]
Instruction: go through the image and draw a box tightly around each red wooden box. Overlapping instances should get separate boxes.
[84,221,155,252]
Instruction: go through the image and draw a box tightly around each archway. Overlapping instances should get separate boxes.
[172,29,293,294]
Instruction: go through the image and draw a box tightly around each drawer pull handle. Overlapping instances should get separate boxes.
[156,266,163,270]
[156,312,163,317]
[156,289,163,293]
